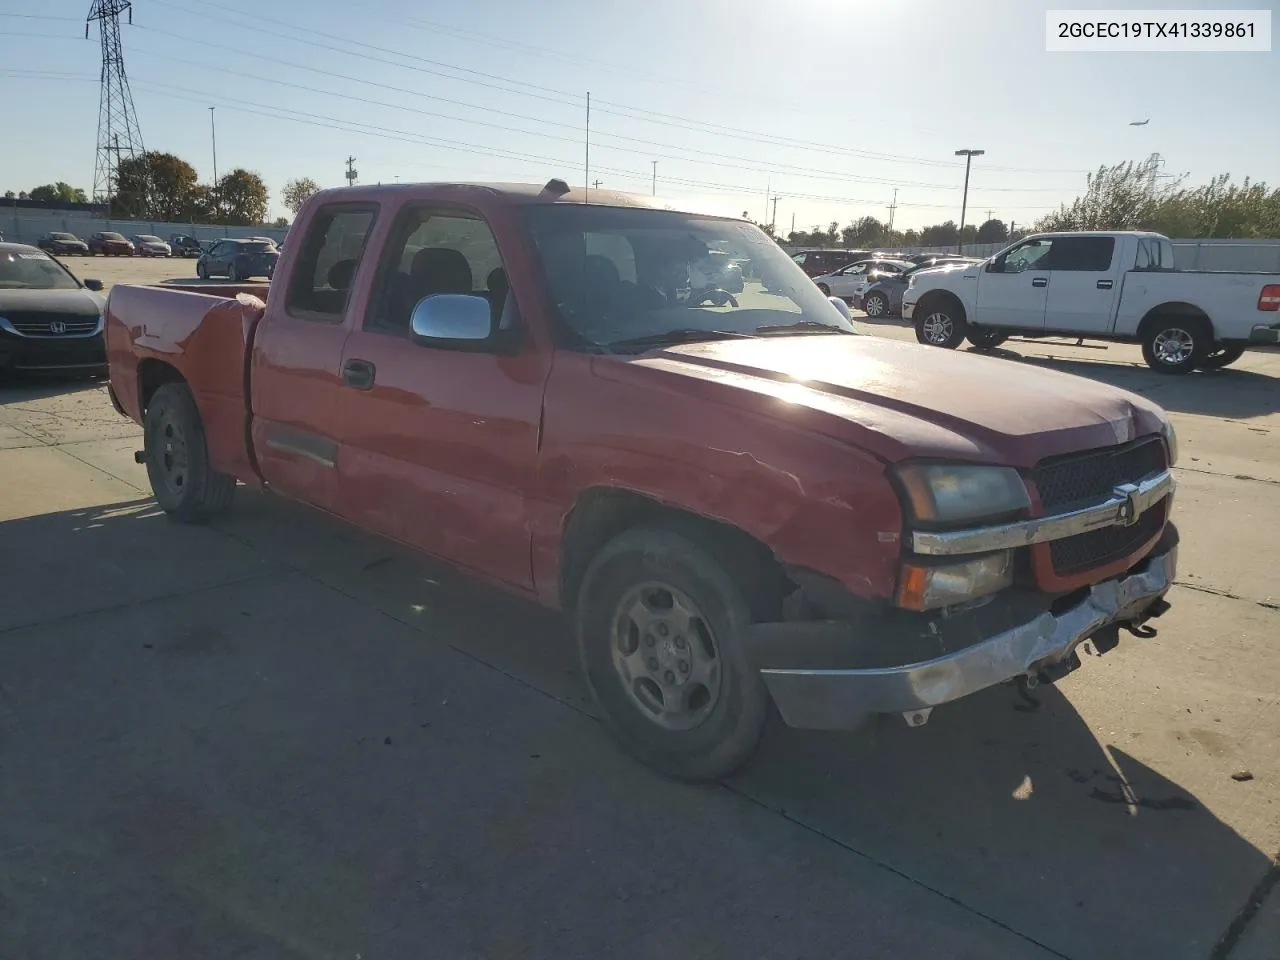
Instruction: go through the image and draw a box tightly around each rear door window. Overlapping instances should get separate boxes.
[285,205,377,321]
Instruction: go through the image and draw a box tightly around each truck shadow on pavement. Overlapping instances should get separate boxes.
[1,493,1274,960]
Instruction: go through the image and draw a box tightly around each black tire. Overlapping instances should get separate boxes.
[576,527,770,782]
[914,297,967,348]
[228,263,240,282]
[143,382,235,523]
[196,260,208,279]
[1141,318,1211,374]
[817,283,831,296]
[1197,345,1246,371]
[966,328,1008,351]
[863,291,890,319]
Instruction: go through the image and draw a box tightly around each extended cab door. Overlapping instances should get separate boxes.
[249,203,378,511]
[333,203,551,591]
[974,237,1055,328]
[1041,235,1121,333]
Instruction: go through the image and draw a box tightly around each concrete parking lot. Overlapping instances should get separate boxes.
[2,259,1278,959]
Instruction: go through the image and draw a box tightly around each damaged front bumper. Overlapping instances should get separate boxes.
[752,535,1177,731]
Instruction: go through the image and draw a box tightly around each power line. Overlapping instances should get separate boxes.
[150,0,1089,177]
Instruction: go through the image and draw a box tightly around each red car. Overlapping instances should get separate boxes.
[104,180,1179,780]
[88,231,135,257]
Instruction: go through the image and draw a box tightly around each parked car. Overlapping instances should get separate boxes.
[905,252,964,265]
[904,231,1280,372]
[88,232,134,257]
[856,259,979,317]
[789,249,872,278]
[130,235,172,258]
[195,238,280,280]
[169,235,204,258]
[811,258,911,299]
[37,232,90,257]
[105,181,1179,781]
[0,242,106,374]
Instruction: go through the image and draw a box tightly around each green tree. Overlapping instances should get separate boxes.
[115,151,202,220]
[28,182,89,204]
[271,216,289,228]
[281,177,320,215]
[919,220,960,246]
[3,191,13,200]
[975,218,1008,243]
[217,168,269,225]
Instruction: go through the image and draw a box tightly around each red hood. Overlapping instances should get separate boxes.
[613,334,1168,466]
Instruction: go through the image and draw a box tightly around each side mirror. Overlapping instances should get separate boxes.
[985,259,1004,274]
[828,296,853,322]
[410,294,493,346]
[83,278,104,292]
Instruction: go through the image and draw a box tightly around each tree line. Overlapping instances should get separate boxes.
[3,153,322,228]
[769,215,1017,250]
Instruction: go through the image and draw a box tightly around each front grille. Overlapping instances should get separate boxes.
[1032,437,1167,511]
[1032,437,1170,576]
[1049,499,1167,575]
[4,312,100,337]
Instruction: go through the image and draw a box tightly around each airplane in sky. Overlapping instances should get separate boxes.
[1129,119,1150,126]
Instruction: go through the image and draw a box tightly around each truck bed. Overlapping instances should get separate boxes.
[105,284,267,482]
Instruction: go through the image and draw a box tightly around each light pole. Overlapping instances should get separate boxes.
[954,148,984,254]
[209,107,219,219]
[651,160,657,196]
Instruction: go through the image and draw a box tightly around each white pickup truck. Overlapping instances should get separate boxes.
[902,231,1280,373]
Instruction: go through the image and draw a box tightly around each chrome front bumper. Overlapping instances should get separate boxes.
[760,544,1176,730]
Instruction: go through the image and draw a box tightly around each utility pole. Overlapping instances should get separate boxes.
[954,148,985,254]
[87,0,146,212]
[887,188,899,234]
[208,107,218,186]
[592,179,602,189]
[790,211,795,238]
[770,194,779,235]
[651,160,657,196]
[345,155,358,187]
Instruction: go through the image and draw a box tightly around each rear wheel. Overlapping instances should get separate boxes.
[914,299,967,348]
[143,382,235,523]
[1141,319,1210,374]
[576,527,770,782]
[966,328,1008,351]
[196,259,208,279]
[228,263,241,282]
[863,291,889,318]
[1197,345,1246,370]
[817,283,831,296]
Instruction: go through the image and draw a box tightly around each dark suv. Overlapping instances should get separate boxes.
[170,235,204,258]
[789,249,871,278]
[196,238,279,280]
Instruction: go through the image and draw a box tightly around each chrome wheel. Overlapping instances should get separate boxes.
[1152,327,1194,366]
[864,293,887,317]
[922,312,954,344]
[610,581,721,731]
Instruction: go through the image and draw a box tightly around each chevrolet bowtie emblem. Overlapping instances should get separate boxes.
[1113,483,1141,527]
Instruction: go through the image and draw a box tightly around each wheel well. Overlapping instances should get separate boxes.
[559,488,791,618]
[137,358,187,413]
[1138,303,1213,340]
[915,290,966,322]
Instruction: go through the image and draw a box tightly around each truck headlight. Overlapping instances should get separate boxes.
[1162,421,1178,466]
[897,552,1013,611]
[894,463,1030,524]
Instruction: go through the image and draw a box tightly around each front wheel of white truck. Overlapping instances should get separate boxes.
[143,382,236,523]
[576,527,770,781]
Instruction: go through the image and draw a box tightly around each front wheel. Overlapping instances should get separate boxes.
[576,528,770,782]
[228,263,240,282]
[863,291,890,318]
[817,283,831,296]
[143,382,236,522]
[196,260,208,279]
[1141,320,1209,374]
[1198,345,1246,370]
[914,301,967,348]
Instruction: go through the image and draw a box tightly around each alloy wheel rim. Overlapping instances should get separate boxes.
[1153,328,1193,365]
[923,312,953,343]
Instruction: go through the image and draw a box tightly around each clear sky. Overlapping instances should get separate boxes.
[2,0,1278,229]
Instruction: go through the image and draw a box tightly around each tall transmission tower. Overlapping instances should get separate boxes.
[86,0,146,212]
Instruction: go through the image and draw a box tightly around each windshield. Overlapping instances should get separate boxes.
[0,249,81,290]
[523,205,855,352]
[51,233,76,241]
[137,235,162,243]
[101,232,125,241]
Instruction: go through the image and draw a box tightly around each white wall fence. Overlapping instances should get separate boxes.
[2,206,287,245]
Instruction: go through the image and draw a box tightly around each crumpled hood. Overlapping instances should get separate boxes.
[621,334,1168,466]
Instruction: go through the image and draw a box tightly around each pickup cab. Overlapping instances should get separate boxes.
[105,182,1180,780]
[902,230,1280,373]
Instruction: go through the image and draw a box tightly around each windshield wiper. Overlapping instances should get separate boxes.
[605,328,758,351]
[754,320,853,336]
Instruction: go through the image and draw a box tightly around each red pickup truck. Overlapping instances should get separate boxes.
[105,180,1179,780]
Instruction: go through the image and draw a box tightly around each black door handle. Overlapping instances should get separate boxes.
[1031,277,1049,288]
[342,359,375,390]
[1097,279,1114,289]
